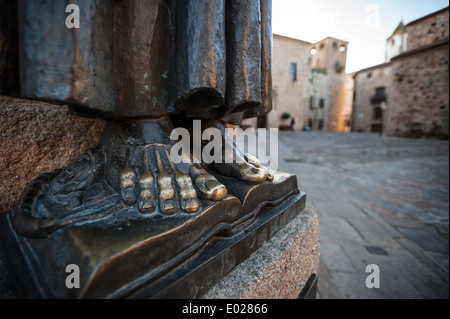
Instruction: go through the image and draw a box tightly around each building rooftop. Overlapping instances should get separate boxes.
[353,62,391,77]
[314,36,350,45]
[388,21,406,38]
[273,34,350,47]
[391,38,449,60]
[273,34,313,46]
[406,6,449,27]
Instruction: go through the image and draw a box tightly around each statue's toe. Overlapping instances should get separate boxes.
[138,172,156,214]
[190,166,227,201]
[120,168,137,205]
[237,163,269,183]
[175,172,199,213]
[155,151,177,215]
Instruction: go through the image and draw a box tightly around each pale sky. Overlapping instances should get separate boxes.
[272,0,449,73]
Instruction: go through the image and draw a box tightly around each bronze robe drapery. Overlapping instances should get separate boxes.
[18,0,272,123]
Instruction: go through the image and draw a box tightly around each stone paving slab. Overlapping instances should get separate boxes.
[346,216,401,248]
[396,238,449,282]
[319,243,356,272]
[277,132,449,299]
[397,228,448,254]
[425,252,449,273]
[316,216,367,245]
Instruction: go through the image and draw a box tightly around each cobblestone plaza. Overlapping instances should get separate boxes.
[278,131,448,298]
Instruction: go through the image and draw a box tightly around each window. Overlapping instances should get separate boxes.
[335,61,344,73]
[375,87,385,97]
[370,86,387,104]
[309,96,315,110]
[339,45,346,52]
[371,87,387,104]
[373,107,383,120]
[319,98,325,108]
[367,72,372,78]
[319,43,325,50]
[290,62,297,82]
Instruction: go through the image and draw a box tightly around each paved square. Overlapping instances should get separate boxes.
[278,132,449,299]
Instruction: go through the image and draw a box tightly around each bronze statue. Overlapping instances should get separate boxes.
[0,0,305,298]
[17,0,273,220]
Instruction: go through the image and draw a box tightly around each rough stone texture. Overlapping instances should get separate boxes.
[352,7,449,138]
[269,34,312,131]
[0,95,105,214]
[406,8,449,52]
[309,37,349,133]
[385,22,408,62]
[390,42,449,137]
[203,205,320,299]
[351,63,392,133]
[248,35,352,133]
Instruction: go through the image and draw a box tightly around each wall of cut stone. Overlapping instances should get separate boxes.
[311,38,349,132]
[306,70,328,130]
[406,8,449,51]
[0,95,104,214]
[390,43,449,137]
[342,73,355,132]
[385,31,408,62]
[351,64,392,133]
[271,35,312,131]
[351,7,449,137]
[326,73,348,132]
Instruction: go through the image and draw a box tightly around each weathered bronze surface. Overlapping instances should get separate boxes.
[18,0,272,122]
[0,0,308,298]
[1,172,301,298]
[6,116,276,238]
[1,112,298,299]
[15,0,275,211]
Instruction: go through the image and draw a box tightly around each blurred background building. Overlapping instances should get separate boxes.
[352,7,449,138]
[244,6,448,139]
[242,35,352,133]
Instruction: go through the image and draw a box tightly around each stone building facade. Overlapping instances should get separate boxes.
[352,7,449,137]
[385,21,408,62]
[351,63,392,134]
[390,41,449,137]
[269,34,312,131]
[243,35,351,132]
[406,7,449,51]
[342,73,355,133]
[307,37,350,132]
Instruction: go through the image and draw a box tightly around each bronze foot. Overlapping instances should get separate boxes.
[208,121,274,183]
[100,117,227,215]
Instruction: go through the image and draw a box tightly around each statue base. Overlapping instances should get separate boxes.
[0,172,305,298]
[203,206,320,299]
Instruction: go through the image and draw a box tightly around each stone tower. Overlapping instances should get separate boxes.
[308,37,349,132]
[385,21,408,62]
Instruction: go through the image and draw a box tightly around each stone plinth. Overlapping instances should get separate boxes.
[203,205,320,299]
[0,95,104,214]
